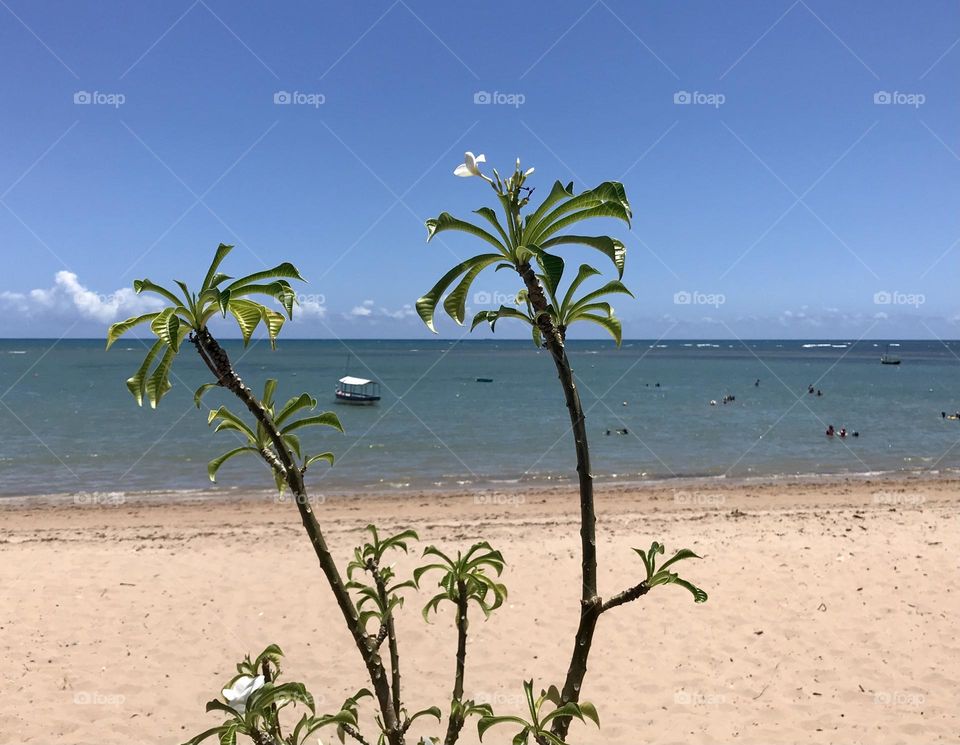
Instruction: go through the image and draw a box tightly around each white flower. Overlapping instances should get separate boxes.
[454,151,487,178]
[524,167,535,177]
[222,674,265,714]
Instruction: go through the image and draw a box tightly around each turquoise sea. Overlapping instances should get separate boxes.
[1,338,959,498]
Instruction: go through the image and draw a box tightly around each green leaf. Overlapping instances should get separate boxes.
[106,312,161,350]
[201,243,234,291]
[230,281,297,319]
[536,204,631,245]
[672,577,708,603]
[571,313,622,346]
[150,308,182,352]
[478,715,528,741]
[522,180,575,241]
[470,310,493,331]
[473,206,512,249]
[559,264,600,315]
[125,338,165,406]
[208,446,256,482]
[442,261,489,325]
[284,432,302,458]
[416,254,502,332]
[227,299,263,346]
[280,412,344,435]
[542,702,585,726]
[578,701,600,727]
[217,288,231,318]
[194,382,219,408]
[529,181,631,243]
[475,306,533,334]
[182,725,229,745]
[425,212,507,254]
[204,699,241,718]
[225,262,305,292]
[568,302,613,320]
[658,548,702,573]
[275,393,317,426]
[540,235,626,278]
[133,278,184,307]
[531,248,564,299]
[409,706,443,723]
[207,273,232,289]
[173,280,193,307]
[633,547,648,578]
[304,452,335,468]
[567,280,633,316]
[522,680,536,721]
[208,406,257,441]
[146,340,179,409]
[262,378,277,409]
[218,724,237,745]
[254,643,284,666]
[273,468,286,495]
[260,307,285,348]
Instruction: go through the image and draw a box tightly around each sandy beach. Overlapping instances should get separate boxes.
[1,476,957,745]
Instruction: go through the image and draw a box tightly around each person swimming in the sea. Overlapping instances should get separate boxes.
[826,425,835,437]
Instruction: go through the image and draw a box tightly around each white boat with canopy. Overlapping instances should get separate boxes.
[335,375,381,405]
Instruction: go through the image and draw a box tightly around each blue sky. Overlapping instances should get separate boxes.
[0,0,957,339]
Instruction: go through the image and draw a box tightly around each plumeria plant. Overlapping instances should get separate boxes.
[414,542,507,744]
[185,645,377,745]
[107,152,707,744]
[478,681,599,745]
[419,152,707,739]
[110,247,576,745]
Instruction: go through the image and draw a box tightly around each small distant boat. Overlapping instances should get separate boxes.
[880,344,901,365]
[476,377,494,383]
[335,376,381,405]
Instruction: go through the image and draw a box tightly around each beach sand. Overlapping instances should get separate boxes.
[1,477,957,744]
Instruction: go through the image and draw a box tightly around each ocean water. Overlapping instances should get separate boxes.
[1,338,959,498]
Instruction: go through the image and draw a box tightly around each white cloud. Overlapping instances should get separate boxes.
[0,271,162,323]
[382,304,415,320]
[347,299,416,321]
[295,294,327,319]
[349,300,374,317]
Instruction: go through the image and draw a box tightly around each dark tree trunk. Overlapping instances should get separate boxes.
[190,329,404,745]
